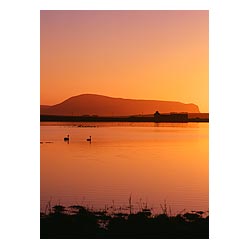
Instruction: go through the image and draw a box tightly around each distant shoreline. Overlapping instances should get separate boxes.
[40,114,209,123]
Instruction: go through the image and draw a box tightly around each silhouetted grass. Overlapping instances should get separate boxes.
[40,204,209,239]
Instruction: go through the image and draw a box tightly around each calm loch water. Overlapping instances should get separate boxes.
[40,122,208,214]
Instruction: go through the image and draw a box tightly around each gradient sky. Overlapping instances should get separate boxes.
[41,10,208,112]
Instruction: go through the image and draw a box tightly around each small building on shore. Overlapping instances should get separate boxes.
[154,111,188,122]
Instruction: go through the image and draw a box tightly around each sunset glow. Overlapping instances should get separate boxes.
[40,10,208,112]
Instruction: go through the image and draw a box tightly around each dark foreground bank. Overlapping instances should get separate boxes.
[40,205,209,239]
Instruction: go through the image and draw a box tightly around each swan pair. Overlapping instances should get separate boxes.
[64,135,92,142]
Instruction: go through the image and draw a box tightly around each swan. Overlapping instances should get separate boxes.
[64,135,69,141]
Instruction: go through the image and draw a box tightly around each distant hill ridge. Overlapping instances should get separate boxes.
[40,94,200,116]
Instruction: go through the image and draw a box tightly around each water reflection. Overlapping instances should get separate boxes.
[40,122,208,214]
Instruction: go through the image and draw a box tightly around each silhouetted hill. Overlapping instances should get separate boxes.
[40,94,200,116]
[40,105,50,114]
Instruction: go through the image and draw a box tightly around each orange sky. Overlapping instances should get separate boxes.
[40,10,208,112]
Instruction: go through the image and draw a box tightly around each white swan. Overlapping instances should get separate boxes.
[64,135,69,141]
